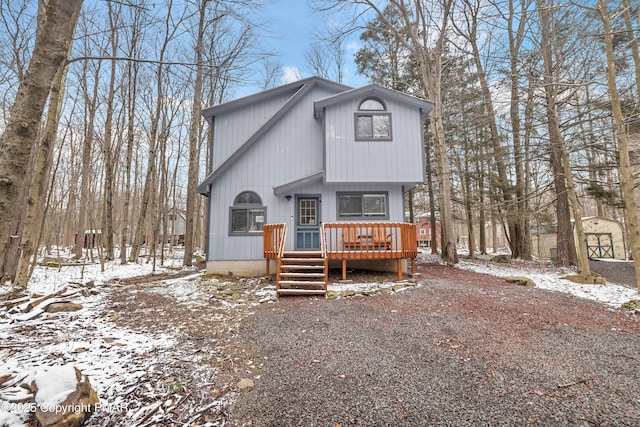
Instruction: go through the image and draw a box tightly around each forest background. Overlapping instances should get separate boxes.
[0,0,638,291]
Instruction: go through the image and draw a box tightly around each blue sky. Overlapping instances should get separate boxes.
[244,0,370,94]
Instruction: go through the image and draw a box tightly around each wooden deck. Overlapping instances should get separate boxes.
[324,222,418,280]
[264,222,418,295]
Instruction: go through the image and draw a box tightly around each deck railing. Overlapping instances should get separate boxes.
[264,222,418,281]
[263,223,287,277]
[323,222,417,258]
[323,222,417,280]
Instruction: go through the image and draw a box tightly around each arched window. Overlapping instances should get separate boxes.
[355,97,392,140]
[234,191,262,205]
[358,98,385,111]
[230,191,266,234]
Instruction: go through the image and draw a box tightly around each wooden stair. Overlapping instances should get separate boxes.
[276,251,327,297]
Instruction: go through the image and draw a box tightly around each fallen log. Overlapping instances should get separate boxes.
[18,287,67,313]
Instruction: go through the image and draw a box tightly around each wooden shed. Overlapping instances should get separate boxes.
[579,216,627,260]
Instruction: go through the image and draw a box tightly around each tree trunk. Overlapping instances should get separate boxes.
[622,0,640,103]
[121,57,138,264]
[101,1,120,261]
[506,0,532,260]
[537,0,578,267]
[421,2,457,265]
[598,0,640,292]
[456,7,518,258]
[464,155,474,259]
[424,137,439,254]
[429,96,458,264]
[75,62,101,260]
[15,39,74,287]
[184,0,207,267]
[0,0,84,280]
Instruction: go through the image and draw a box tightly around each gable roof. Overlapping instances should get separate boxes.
[273,170,324,196]
[201,76,350,121]
[197,77,351,195]
[313,84,433,119]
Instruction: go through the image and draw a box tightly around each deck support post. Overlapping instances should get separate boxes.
[397,259,403,281]
[342,259,347,280]
[265,259,270,276]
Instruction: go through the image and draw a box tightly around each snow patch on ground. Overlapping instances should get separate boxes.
[456,257,638,308]
[1,247,638,425]
[0,250,181,425]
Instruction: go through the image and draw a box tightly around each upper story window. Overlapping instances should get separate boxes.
[230,191,265,234]
[355,97,392,141]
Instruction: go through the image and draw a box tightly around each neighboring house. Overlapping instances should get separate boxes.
[531,231,557,260]
[415,216,441,249]
[82,229,117,249]
[197,77,433,277]
[163,208,186,245]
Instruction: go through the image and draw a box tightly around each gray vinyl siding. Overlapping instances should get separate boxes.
[211,91,294,171]
[207,85,345,261]
[324,98,425,183]
[281,182,405,252]
[207,180,406,260]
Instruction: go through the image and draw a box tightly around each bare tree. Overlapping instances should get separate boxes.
[451,0,523,258]
[0,0,84,282]
[535,0,579,267]
[183,0,209,267]
[504,0,534,259]
[101,0,122,261]
[120,1,145,264]
[306,41,332,79]
[261,58,282,90]
[74,11,103,261]
[129,1,184,262]
[596,0,640,291]
[305,38,345,82]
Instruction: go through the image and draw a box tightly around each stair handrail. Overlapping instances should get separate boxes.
[319,223,327,257]
[275,224,287,288]
[320,224,328,290]
[263,223,287,259]
[277,224,288,259]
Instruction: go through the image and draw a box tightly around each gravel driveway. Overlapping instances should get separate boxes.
[589,259,637,288]
[228,263,640,426]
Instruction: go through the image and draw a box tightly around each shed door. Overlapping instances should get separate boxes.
[586,233,614,259]
[296,196,320,250]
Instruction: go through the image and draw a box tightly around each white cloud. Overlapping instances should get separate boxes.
[345,41,361,52]
[281,67,304,84]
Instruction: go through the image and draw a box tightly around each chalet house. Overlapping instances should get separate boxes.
[197,77,433,293]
